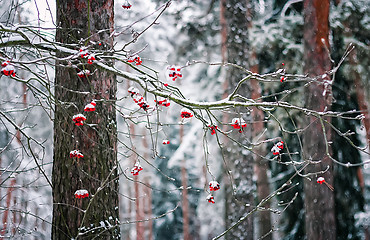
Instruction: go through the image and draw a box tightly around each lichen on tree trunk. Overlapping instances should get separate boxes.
[52,1,119,239]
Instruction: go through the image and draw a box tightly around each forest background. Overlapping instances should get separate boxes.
[0,0,369,239]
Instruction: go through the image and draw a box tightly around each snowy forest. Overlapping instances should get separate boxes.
[0,0,369,239]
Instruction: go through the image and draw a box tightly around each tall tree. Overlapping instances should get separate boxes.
[331,1,365,238]
[223,0,254,239]
[302,0,336,239]
[52,0,119,239]
[250,4,272,239]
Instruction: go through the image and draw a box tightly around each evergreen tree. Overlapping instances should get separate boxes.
[330,0,367,238]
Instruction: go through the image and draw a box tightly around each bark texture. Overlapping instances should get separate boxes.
[223,0,254,239]
[180,125,190,240]
[52,1,119,239]
[303,0,336,239]
[251,75,271,240]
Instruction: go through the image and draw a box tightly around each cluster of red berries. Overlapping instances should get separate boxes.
[74,189,89,199]
[230,118,247,133]
[279,63,286,82]
[72,114,87,126]
[122,0,131,9]
[131,162,143,176]
[87,55,96,64]
[77,69,91,78]
[128,55,142,65]
[316,177,334,191]
[166,65,183,81]
[84,100,96,112]
[70,150,84,158]
[208,125,218,135]
[155,98,170,107]
[180,108,193,119]
[207,181,220,204]
[128,87,149,111]
[1,61,16,77]
[271,141,284,155]
[79,47,96,65]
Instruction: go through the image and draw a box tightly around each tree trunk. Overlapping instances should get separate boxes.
[134,174,144,240]
[180,125,190,240]
[303,1,336,239]
[131,125,144,240]
[350,49,370,146]
[144,180,153,240]
[251,62,271,240]
[1,178,16,237]
[141,129,153,240]
[52,1,119,239]
[223,0,254,239]
[220,0,227,64]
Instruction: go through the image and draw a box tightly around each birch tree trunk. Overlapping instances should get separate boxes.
[303,0,336,239]
[52,1,119,239]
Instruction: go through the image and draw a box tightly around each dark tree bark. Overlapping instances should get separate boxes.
[180,125,190,240]
[251,75,271,240]
[52,1,119,239]
[223,0,254,239]
[350,49,370,147]
[220,0,227,64]
[303,0,336,239]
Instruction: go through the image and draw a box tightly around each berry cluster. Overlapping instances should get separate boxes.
[122,0,132,9]
[69,150,84,158]
[180,108,193,119]
[230,118,247,133]
[208,125,218,135]
[77,69,91,78]
[206,194,215,204]
[128,87,150,111]
[87,55,96,64]
[74,189,89,199]
[84,100,96,112]
[128,55,142,65]
[155,98,170,107]
[166,65,183,81]
[131,162,143,176]
[271,141,284,156]
[1,61,16,77]
[72,114,87,126]
[207,180,220,204]
[79,47,96,64]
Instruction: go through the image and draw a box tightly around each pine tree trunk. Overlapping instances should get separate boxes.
[350,49,370,146]
[220,0,227,64]
[223,1,254,239]
[131,126,144,240]
[303,0,336,239]
[251,72,271,240]
[141,129,153,240]
[134,175,144,240]
[1,178,16,237]
[180,125,190,240]
[144,180,153,240]
[52,1,119,239]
